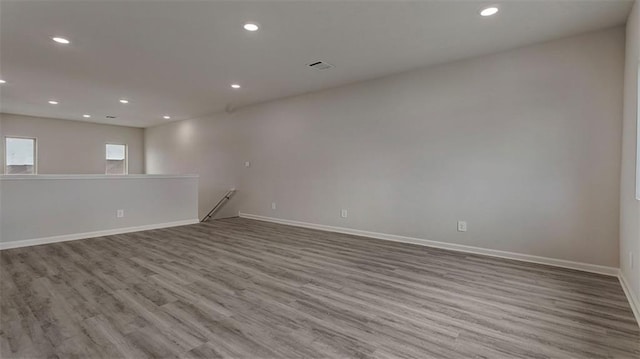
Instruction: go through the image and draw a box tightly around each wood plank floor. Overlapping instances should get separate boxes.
[1,217,638,358]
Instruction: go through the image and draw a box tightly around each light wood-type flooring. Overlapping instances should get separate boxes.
[1,217,638,358]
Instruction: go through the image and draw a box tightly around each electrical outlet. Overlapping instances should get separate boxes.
[341,209,348,218]
[244,161,251,168]
[457,221,467,232]
[116,209,124,218]
[271,202,277,210]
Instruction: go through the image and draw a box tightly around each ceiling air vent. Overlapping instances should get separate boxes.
[307,61,333,70]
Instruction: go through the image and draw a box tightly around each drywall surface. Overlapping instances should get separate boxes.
[0,113,144,174]
[145,114,240,219]
[0,175,198,244]
[621,1,640,309]
[146,27,624,267]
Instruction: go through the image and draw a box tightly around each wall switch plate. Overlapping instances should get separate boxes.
[271,202,277,210]
[341,209,348,218]
[457,221,467,232]
[244,161,251,167]
[117,209,124,218]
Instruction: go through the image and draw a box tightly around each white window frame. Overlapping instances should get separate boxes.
[105,143,128,175]
[4,136,37,175]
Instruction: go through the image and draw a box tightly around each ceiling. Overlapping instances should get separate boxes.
[0,0,633,128]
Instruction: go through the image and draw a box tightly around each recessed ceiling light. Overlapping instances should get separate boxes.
[0,79,5,84]
[83,114,91,118]
[163,115,171,119]
[52,37,70,44]
[480,6,499,16]
[48,100,59,105]
[231,84,241,89]
[119,99,129,104]
[243,23,259,32]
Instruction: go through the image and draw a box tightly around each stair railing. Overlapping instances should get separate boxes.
[201,188,236,222]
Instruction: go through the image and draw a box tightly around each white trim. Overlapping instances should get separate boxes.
[0,219,199,250]
[238,212,619,277]
[0,174,198,181]
[619,271,640,327]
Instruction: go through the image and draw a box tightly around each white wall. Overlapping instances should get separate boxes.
[620,1,640,313]
[145,114,240,219]
[146,27,624,268]
[0,113,145,174]
[0,175,198,245]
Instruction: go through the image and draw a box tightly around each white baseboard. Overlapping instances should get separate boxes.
[619,271,640,328]
[0,219,199,250]
[239,212,619,277]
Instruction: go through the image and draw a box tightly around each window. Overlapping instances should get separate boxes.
[106,144,127,175]
[5,137,36,174]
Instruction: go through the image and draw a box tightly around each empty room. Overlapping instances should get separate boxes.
[0,0,639,358]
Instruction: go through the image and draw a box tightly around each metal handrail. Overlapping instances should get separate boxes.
[201,188,236,222]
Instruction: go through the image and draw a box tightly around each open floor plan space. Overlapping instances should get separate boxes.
[1,1,639,357]
[1,218,638,359]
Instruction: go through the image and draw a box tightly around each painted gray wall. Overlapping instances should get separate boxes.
[0,175,198,243]
[0,113,144,174]
[146,27,624,267]
[621,2,640,306]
